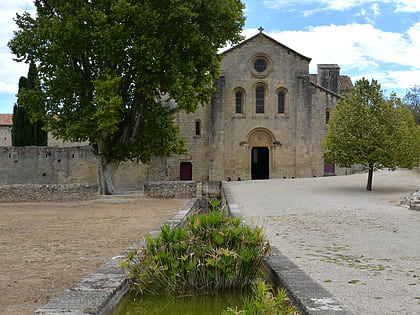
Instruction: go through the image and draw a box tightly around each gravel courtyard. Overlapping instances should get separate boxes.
[0,194,188,314]
[227,169,420,315]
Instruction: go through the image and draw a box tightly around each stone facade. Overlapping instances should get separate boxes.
[0,114,12,146]
[156,32,352,181]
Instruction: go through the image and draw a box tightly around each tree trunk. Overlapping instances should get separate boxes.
[366,165,374,191]
[98,156,119,195]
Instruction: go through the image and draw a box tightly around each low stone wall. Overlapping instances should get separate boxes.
[400,189,420,211]
[0,184,99,202]
[144,181,221,199]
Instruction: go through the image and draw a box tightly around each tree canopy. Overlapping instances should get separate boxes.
[8,0,245,194]
[403,85,420,125]
[323,78,420,191]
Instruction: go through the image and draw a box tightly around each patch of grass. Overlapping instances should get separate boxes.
[323,280,332,283]
[53,248,78,255]
[347,280,359,284]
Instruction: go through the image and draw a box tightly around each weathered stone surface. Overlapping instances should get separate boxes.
[144,181,221,199]
[0,183,99,202]
[400,189,420,210]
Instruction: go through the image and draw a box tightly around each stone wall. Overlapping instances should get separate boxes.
[0,125,12,146]
[144,181,221,199]
[0,183,99,202]
[0,146,149,191]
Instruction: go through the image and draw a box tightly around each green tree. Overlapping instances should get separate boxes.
[8,0,245,194]
[12,62,47,146]
[323,78,420,191]
[403,85,420,125]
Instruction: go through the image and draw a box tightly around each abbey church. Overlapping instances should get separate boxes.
[149,31,353,182]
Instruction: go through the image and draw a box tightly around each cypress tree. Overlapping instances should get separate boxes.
[11,63,47,146]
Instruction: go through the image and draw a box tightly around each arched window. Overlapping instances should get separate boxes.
[326,110,330,124]
[235,91,243,114]
[195,120,201,136]
[256,86,265,113]
[278,92,285,114]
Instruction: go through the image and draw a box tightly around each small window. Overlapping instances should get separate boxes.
[256,86,265,113]
[326,110,330,124]
[254,58,267,72]
[195,120,201,136]
[235,91,243,114]
[278,92,285,114]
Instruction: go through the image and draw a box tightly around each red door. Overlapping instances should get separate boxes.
[324,163,335,174]
[180,162,192,181]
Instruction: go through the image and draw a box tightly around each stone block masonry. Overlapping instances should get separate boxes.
[0,146,149,191]
[144,181,221,199]
[0,184,99,202]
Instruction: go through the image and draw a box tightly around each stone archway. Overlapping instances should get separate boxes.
[246,128,276,180]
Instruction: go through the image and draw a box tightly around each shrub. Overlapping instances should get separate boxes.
[123,208,270,295]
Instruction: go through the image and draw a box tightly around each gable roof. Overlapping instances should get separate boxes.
[0,114,12,126]
[221,32,311,62]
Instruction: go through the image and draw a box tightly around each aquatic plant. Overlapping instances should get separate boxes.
[122,208,270,295]
[222,279,298,315]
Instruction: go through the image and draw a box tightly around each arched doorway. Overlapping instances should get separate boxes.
[245,128,276,180]
[180,162,192,181]
[252,147,269,179]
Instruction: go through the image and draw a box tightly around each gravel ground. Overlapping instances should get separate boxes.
[0,194,188,315]
[227,169,420,315]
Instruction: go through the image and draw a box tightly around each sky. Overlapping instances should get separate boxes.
[0,0,419,113]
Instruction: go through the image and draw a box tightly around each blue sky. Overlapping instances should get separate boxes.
[1,0,419,113]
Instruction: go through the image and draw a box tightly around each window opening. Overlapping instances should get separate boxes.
[256,86,265,113]
[278,92,285,114]
[195,120,201,136]
[235,91,243,114]
[254,59,267,72]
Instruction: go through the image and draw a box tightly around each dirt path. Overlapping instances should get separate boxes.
[0,194,188,315]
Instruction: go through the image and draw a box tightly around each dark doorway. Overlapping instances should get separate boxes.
[324,163,335,175]
[251,147,269,180]
[180,162,192,180]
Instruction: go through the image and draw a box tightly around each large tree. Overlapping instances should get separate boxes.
[8,0,245,194]
[403,85,420,125]
[12,62,47,146]
[323,78,420,191]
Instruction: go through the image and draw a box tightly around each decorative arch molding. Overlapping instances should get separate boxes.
[245,127,277,148]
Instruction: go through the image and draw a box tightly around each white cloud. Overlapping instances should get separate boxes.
[0,2,35,95]
[249,22,420,94]
[371,3,381,16]
[262,0,420,13]
[395,0,420,12]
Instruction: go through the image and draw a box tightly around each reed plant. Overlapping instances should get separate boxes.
[123,202,270,296]
[222,279,298,315]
